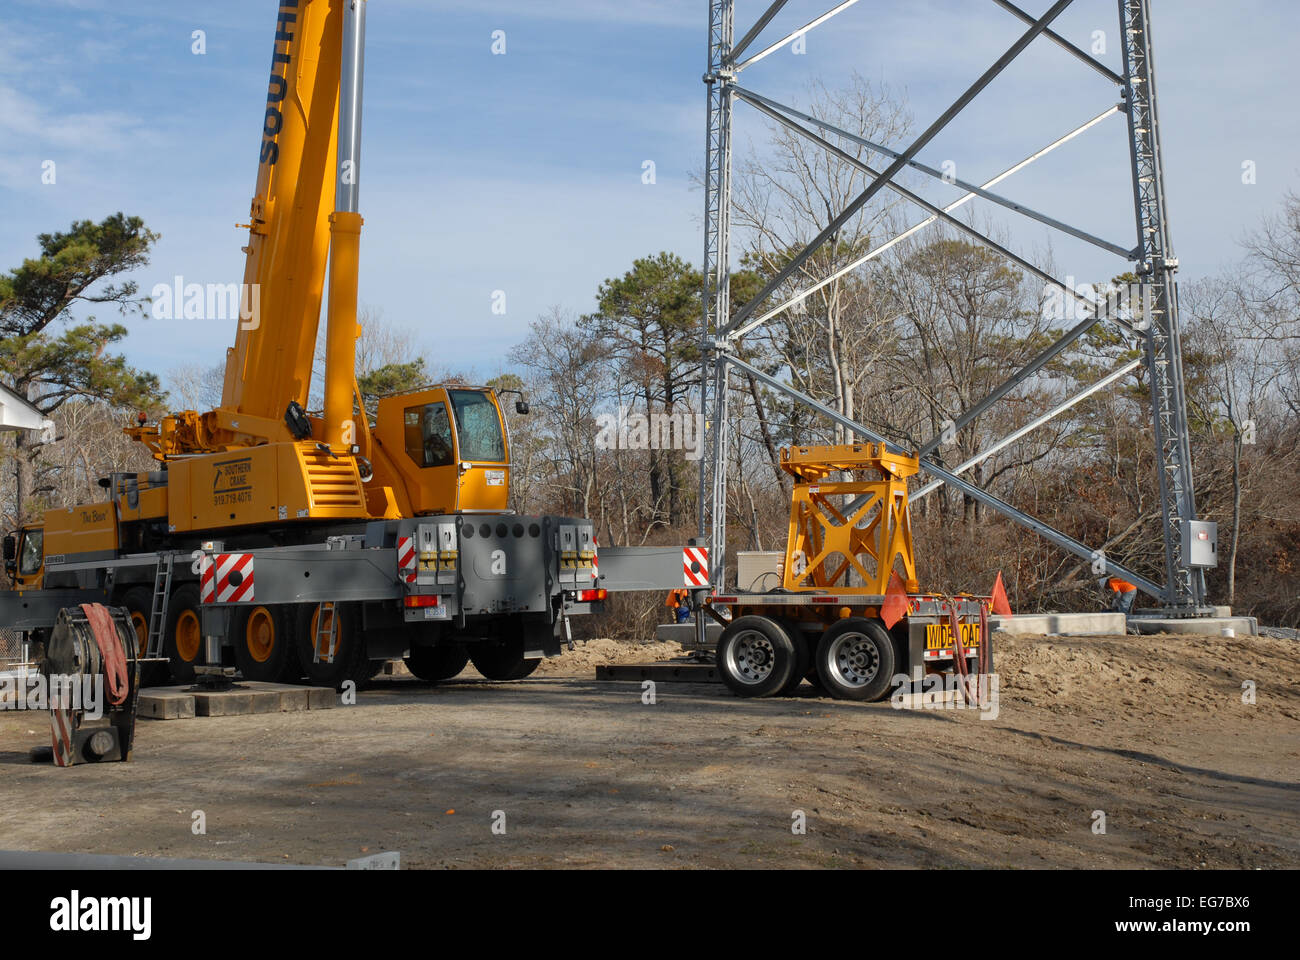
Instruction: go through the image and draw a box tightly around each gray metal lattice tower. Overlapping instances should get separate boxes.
[698,0,735,589]
[696,0,1212,614]
[1119,0,1206,610]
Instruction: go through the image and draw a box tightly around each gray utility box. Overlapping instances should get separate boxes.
[736,551,782,593]
[1183,520,1218,568]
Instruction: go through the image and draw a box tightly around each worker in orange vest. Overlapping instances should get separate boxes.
[1100,576,1138,614]
[666,588,692,623]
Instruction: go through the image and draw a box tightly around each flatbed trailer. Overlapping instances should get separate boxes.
[702,590,995,702]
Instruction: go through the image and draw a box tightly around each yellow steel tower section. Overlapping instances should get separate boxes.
[781,444,920,595]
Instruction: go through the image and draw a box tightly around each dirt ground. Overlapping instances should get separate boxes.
[1,631,1297,869]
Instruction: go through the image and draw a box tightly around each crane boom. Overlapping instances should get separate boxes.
[123,0,515,530]
[222,0,349,443]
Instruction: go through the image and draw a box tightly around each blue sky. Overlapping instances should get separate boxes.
[1,0,1297,394]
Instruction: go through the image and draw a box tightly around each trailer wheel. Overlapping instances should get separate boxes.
[296,603,370,690]
[405,643,470,682]
[469,637,540,681]
[777,620,812,696]
[162,583,204,684]
[717,616,797,698]
[815,617,896,702]
[233,605,292,682]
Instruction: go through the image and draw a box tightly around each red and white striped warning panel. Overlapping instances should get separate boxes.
[50,698,74,768]
[201,553,255,603]
[397,535,417,583]
[199,554,214,602]
[683,546,709,587]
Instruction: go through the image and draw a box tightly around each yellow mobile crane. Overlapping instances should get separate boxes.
[133,0,505,527]
[3,0,604,688]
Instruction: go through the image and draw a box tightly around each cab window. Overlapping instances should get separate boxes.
[449,390,505,463]
[19,529,43,576]
[404,401,454,468]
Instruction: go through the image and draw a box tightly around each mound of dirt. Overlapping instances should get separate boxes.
[993,631,1300,723]
[534,638,683,676]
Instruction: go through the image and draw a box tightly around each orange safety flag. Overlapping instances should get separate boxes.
[665,588,689,607]
[880,570,910,629]
[990,571,1013,618]
[1106,577,1136,594]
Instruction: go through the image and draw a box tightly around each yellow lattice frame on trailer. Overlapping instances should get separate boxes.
[781,444,921,595]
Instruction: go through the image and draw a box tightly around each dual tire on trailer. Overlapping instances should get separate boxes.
[717,615,897,702]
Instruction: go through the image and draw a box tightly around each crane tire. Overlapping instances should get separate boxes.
[469,636,540,681]
[162,584,205,684]
[405,643,470,682]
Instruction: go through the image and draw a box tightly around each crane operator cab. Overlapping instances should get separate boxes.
[374,386,512,515]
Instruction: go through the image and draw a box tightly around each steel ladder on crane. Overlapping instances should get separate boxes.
[145,554,174,658]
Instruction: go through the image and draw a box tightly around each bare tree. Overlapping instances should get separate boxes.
[731,74,912,444]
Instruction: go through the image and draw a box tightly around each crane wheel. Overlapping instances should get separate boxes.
[717,616,797,698]
[469,637,540,681]
[233,605,293,682]
[405,643,470,682]
[297,598,369,686]
[162,583,204,684]
[814,617,897,702]
[295,603,370,690]
[118,586,168,687]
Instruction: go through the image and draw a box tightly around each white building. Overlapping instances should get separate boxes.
[0,383,53,437]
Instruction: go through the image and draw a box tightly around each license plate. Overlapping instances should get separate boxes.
[423,604,449,620]
[924,622,981,650]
